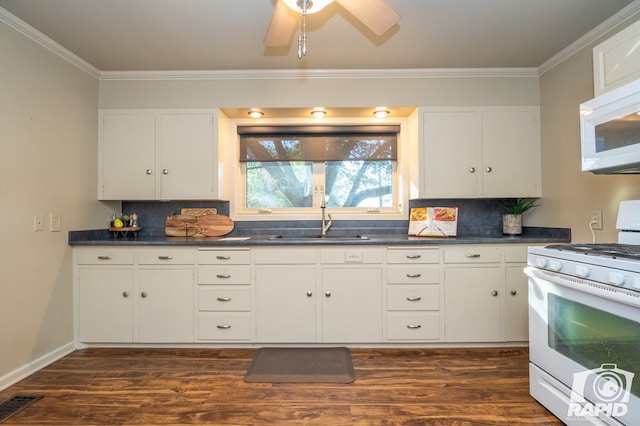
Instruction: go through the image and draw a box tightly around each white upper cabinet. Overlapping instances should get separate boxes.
[419,107,541,198]
[593,19,640,96]
[98,109,221,200]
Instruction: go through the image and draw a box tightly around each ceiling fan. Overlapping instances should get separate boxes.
[264,0,400,58]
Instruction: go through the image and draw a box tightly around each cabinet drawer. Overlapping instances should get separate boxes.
[199,287,251,311]
[387,266,439,284]
[198,249,251,265]
[198,266,251,285]
[387,286,439,310]
[77,249,134,265]
[320,248,384,264]
[198,313,251,340]
[387,312,441,340]
[504,246,528,263]
[137,249,195,265]
[443,247,501,264]
[254,248,317,264]
[387,248,439,264]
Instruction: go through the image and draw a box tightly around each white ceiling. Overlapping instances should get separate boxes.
[0,0,638,72]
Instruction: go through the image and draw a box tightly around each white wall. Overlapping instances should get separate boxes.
[537,24,640,244]
[0,21,113,387]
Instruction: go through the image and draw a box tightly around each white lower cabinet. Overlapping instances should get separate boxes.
[75,247,195,343]
[443,245,529,343]
[197,248,253,341]
[385,247,442,342]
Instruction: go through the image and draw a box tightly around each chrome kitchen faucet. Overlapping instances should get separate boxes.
[320,200,332,236]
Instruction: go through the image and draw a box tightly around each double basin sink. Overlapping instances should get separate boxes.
[267,234,370,243]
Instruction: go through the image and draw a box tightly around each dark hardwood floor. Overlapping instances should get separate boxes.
[0,347,561,425]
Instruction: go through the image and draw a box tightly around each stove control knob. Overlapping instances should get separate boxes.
[575,265,591,278]
[548,260,562,272]
[534,258,547,268]
[607,272,626,286]
[630,276,640,291]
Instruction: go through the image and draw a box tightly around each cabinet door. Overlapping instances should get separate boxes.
[255,267,316,343]
[158,113,216,200]
[422,111,479,198]
[321,268,382,343]
[481,109,540,197]
[100,113,156,200]
[78,268,134,342]
[504,265,529,341]
[138,269,194,343]
[444,267,502,342]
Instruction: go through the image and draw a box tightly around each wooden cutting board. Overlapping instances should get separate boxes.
[165,214,234,237]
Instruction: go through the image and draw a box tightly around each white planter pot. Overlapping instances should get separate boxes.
[503,214,522,235]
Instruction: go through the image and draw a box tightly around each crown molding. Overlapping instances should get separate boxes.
[538,0,640,75]
[0,6,100,79]
[98,67,538,81]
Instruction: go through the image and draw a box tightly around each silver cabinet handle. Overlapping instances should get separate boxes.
[162,169,169,175]
[406,254,421,259]
[491,290,498,296]
[325,291,331,297]
[122,291,129,298]
[306,291,313,297]
[145,169,152,175]
[158,255,173,260]
[406,273,422,278]
[486,166,492,172]
[406,296,422,301]
[216,325,231,329]
[141,292,148,298]
[216,297,231,302]
[97,256,112,260]
[407,324,422,329]
[216,274,231,279]
[510,290,517,296]
[216,255,231,260]
[469,167,475,173]
[466,254,481,258]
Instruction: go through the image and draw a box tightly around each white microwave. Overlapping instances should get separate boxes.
[580,78,640,174]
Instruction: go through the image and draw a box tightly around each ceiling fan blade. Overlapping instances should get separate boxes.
[264,0,298,47]
[335,0,400,36]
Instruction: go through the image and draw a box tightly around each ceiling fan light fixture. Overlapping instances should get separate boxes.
[283,0,333,14]
[373,108,390,118]
[248,109,264,118]
[311,108,327,118]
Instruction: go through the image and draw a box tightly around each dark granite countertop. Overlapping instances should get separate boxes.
[69,227,570,247]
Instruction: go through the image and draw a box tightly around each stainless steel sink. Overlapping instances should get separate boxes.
[267,234,369,241]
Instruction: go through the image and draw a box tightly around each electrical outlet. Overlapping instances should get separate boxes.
[33,215,44,231]
[590,209,603,230]
[50,213,61,232]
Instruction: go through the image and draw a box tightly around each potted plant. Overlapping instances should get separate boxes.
[500,198,539,235]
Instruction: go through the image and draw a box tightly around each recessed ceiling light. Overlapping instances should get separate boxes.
[373,108,390,118]
[248,109,264,118]
[311,108,327,118]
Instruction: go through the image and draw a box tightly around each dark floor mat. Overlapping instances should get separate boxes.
[244,347,355,383]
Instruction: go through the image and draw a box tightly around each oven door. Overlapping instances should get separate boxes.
[527,267,640,425]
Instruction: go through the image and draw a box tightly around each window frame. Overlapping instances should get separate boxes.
[227,117,410,221]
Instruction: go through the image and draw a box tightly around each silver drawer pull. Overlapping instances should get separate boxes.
[406,296,422,301]
[216,274,231,279]
[466,254,481,258]
[217,297,232,302]
[216,255,231,260]
[158,255,173,260]
[216,324,231,329]
[406,324,422,329]
[97,256,112,260]
[406,273,422,278]
[406,254,421,259]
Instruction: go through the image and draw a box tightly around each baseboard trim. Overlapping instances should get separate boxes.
[0,342,76,391]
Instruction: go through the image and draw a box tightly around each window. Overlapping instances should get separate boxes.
[238,125,399,213]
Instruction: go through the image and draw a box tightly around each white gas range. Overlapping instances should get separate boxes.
[525,201,640,426]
